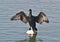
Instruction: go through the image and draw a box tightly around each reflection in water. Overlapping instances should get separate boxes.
[17,33,43,42]
[28,33,37,42]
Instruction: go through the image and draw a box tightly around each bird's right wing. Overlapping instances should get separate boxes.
[11,11,28,23]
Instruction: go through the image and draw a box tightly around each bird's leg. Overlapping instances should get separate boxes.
[35,27,37,31]
[33,27,37,31]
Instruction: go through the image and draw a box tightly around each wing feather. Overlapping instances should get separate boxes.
[36,12,49,24]
[11,11,28,23]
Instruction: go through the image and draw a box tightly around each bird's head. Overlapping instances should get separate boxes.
[29,9,32,17]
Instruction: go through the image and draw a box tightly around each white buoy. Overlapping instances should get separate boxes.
[26,27,34,34]
[26,27,37,35]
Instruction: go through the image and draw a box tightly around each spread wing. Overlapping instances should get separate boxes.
[11,11,28,23]
[36,12,49,24]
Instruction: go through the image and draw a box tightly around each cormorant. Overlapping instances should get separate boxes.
[11,9,49,33]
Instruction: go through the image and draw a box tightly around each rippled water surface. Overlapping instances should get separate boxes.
[0,0,60,42]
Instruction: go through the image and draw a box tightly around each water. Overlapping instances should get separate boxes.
[0,0,60,42]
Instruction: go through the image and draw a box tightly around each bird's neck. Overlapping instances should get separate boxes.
[29,11,32,17]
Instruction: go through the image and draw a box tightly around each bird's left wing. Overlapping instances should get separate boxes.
[35,12,49,24]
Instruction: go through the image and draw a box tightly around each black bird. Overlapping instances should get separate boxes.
[11,9,49,32]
